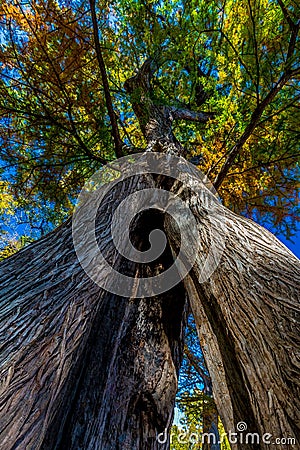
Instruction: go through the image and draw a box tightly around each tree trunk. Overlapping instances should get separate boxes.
[166,176,300,449]
[1,159,299,449]
[0,176,187,449]
[123,59,300,448]
[1,57,299,449]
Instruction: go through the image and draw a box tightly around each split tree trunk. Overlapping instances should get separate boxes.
[1,164,299,450]
[1,57,299,449]
[124,58,300,449]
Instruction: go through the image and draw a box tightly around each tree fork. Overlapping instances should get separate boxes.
[124,60,300,448]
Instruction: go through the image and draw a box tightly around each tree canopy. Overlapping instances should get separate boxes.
[0,0,299,250]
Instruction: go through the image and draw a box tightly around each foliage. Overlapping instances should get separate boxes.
[0,181,16,217]
[0,0,112,234]
[170,423,231,450]
[0,233,34,261]
[0,0,299,250]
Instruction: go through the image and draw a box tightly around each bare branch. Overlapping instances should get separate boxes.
[247,0,260,105]
[170,107,215,123]
[214,71,296,189]
[277,0,300,68]
[89,0,123,158]
[286,22,300,68]
[184,346,212,393]
[277,0,296,29]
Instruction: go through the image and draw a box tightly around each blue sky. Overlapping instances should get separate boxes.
[277,230,300,258]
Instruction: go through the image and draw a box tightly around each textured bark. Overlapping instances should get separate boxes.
[165,177,300,449]
[124,60,300,448]
[0,177,186,449]
[1,163,299,449]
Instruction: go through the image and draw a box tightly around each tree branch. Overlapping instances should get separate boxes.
[248,0,260,105]
[124,59,184,153]
[1,105,108,165]
[286,22,300,68]
[89,0,123,158]
[4,6,111,166]
[213,69,299,189]
[277,0,296,29]
[170,107,215,123]
[184,346,212,394]
[277,0,300,69]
